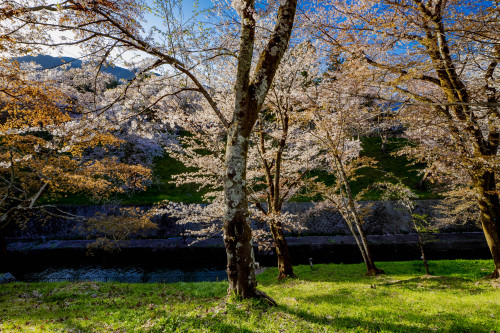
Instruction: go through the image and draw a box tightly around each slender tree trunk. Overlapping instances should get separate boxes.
[410,210,431,275]
[258,114,295,280]
[351,209,384,276]
[343,216,369,265]
[380,134,388,154]
[269,219,294,279]
[268,111,295,279]
[416,170,430,191]
[416,231,430,275]
[474,171,500,279]
[341,210,382,275]
[344,207,369,264]
[335,154,384,276]
[357,230,382,275]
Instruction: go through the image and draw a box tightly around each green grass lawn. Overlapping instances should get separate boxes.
[1,260,499,332]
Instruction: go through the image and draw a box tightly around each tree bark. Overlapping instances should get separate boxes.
[269,219,294,279]
[417,232,431,275]
[223,0,297,299]
[417,5,500,277]
[380,134,388,154]
[223,0,259,298]
[339,204,382,275]
[416,170,430,191]
[334,154,384,276]
[262,111,295,280]
[474,171,500,279]
[351,208,384,276]
[224,118,258,297]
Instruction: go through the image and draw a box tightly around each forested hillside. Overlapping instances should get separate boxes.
[15,55,135,80]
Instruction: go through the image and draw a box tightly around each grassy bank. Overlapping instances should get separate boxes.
[1,260,499,332]
[50,137,436,206]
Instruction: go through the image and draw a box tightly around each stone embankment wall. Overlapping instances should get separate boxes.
[6,200,479,241]
[286,200,479,235]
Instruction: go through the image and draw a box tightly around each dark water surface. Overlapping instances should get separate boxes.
[6,232,491,283]
[19,266,227,283]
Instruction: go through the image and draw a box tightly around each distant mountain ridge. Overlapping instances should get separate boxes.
[15,54,135,81]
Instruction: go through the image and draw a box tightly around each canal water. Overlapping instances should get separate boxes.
[17,266,227,283]
[6,232,491,283]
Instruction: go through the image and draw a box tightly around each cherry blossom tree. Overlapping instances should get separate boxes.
[247,42,326,278]
[376,182,436,275]
[3,0,299,298]
[311,0,500,278]
[300,68,385,275]
[0,60,152,254]
[153,42,326,280]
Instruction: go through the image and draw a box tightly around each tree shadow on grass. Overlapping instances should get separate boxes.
[1,283,254,333]
[279,304,493,333]
[259,261,492,287]
[6,309,257,333]
[375,275,488,292]
[273,273,499,332]
[60,316,256,333]
[257,264,376,285]
[292,276,492,310]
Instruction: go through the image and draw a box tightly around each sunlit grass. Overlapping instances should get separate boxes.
[1,260,499,332]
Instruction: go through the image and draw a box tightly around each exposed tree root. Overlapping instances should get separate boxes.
[482,270,500,280]
[366,268,385,276]
[277,273,296,281]
[255,290,278,306]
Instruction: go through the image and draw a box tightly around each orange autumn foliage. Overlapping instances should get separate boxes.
[0,60,151,230]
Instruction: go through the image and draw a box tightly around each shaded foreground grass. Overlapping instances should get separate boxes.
[1,260,499,332]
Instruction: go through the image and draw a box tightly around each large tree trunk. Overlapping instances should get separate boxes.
[224,119,258,297]
[474,171,500,279]
[223,0,297,300]
[269,220,294,279]
[223,0,258,298]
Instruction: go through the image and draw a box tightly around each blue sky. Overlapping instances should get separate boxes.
[143,0,214,30]
[51,0,215,61]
